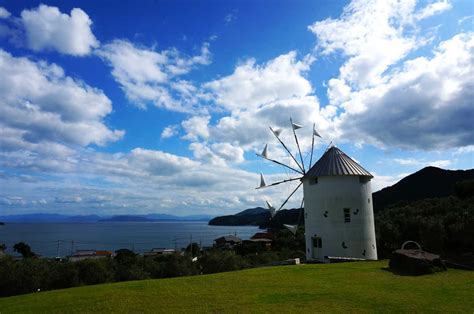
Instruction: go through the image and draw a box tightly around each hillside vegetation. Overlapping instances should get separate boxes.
[1,261,473,313]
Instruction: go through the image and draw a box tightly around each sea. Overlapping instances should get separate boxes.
[0,222,261,257]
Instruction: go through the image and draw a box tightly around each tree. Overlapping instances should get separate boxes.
[185,242,200,256]
[0,243,6,252]
[13,242,35,258]
[114,249,137,266]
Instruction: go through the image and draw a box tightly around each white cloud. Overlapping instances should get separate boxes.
[0,7,11,19]
[211,143,245,164]
[393,158,452,168]
[205,51,314,112]
[181,115,210,141]
[415,0,452,20]
[337,32,474,150]
[97,40,211,111]
[189,142,225,166]
[161,125,179,139]
[309,0,417,88]
[21,4,99,56]
[0,49,123,153]
[129,148,199,176]
[371,173,399,192]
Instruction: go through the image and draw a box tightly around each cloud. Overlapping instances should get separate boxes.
[97,40,211,111]
[337,32,474,150]
[129,148,199,176]
[415,0,452,21]
[0,196,26,206]
[0,50,124,155]
[181,115,210,141]
[224,13,237,25]
[211,143,245,164]
[309,0,417,88]
[393,158,452,168]
[161,125,179,139]
[205,51,314,113]
[0,7,10,19]
[0,144,292,215]
[20,4,99,56]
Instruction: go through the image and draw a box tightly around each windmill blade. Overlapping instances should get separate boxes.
[271,128,282,137]
[269,126,304,173]
[284,224,298,235]
[292,123,303,130]
[309,123,316,168]
[266,200,277,218]
[277,182,303,211]
[261,144,268,158]
[313,127,322,138]
[257,173,267,189]
[290,118,305,174]
[257,176,302,189]
[255,153,303,174]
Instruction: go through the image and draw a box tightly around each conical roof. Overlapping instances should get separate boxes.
[305,146,373,178]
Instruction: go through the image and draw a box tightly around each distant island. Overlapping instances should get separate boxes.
[0,213,214,223]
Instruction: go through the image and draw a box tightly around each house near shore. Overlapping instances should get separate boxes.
[245,232,273,248]
[143,248,176,258]
[214,235,242,248]
[68,250,113,262]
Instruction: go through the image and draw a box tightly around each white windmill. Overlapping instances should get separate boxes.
[257,118,378,262]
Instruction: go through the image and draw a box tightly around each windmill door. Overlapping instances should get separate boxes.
[312,236,322,259]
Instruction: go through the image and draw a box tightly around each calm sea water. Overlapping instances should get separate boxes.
[0,222,261,257]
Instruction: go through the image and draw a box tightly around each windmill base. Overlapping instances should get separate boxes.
[307,256,373,264]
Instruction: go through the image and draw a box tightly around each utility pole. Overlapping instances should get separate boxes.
[71,240,74,256]
[56,240,61,259]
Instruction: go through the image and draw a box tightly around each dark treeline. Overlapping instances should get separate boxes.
[375,196,474,260]
[0,229,305,298]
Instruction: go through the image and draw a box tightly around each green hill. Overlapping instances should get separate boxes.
[373,166,474,211]
[1,261,472,313]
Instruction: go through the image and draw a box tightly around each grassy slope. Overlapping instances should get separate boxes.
[1,261,473,313]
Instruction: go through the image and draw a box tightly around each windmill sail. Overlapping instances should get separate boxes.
[313,127,322,138]
[266,200,277,218]
[258,173,267,189]
[261,144,268,158]
[292,122,303,130]
[271,127,282,137]
[284,224,298,235]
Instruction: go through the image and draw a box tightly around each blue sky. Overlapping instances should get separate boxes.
[0,0,472,216]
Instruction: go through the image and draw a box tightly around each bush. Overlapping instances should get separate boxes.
[199,250,249,274]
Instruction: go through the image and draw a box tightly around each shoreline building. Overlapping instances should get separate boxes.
[302,146,378,261]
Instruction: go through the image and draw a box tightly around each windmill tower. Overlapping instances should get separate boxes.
[257,119,377,262]
[302,146,377,261]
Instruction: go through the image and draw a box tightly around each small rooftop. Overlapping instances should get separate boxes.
[305,146,373,178]
[214,235,242,242]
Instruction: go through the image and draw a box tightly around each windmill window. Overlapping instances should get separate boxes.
[343,208,351,223]
[309,178,318,185]
[312,236,322,248]
[368,198,371,204]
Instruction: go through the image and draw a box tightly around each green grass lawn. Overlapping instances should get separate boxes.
[1,260,473,313]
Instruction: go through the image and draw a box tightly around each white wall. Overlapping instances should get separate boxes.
[303,175,377,261]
